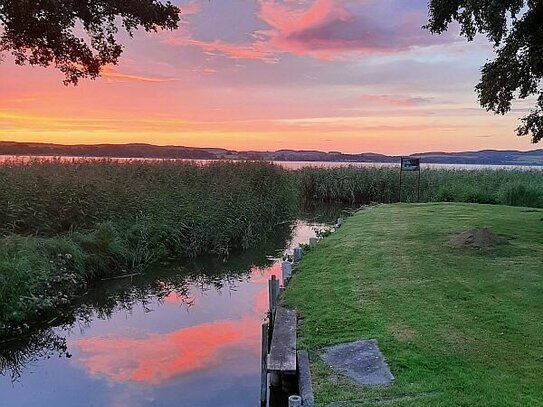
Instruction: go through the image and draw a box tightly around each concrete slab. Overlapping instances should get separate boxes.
[320,339,393,386]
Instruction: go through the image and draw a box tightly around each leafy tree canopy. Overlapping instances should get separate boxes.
[427,1,543,143]
[0,0,180,84]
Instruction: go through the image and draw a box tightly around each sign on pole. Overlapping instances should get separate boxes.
[401,157,420,172]
[398,157,421,202]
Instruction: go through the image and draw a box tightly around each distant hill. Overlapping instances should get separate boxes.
[0,141,542,166]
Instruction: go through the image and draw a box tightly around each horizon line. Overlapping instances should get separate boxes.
[1,140,542,157]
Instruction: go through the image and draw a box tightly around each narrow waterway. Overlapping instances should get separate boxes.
[0,204,346,407]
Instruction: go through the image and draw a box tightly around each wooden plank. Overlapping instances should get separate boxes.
[267,306,297,373]
[268,276,280,327]
[260,322,269,406]
[297,350,314,407]
[273,278,280,312]
[268,277,275,315]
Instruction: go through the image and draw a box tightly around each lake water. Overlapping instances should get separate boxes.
[0,205,346,407]
[0,155,542,170]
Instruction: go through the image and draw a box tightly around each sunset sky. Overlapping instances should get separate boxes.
[0,0,537,155]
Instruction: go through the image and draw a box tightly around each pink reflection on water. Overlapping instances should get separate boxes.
[74,317,259,385]
[162,291,195,305]
[72,264,279,386]
[249,262,281,285]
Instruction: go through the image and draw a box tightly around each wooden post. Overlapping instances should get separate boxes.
[282,261,292,284]
[260,322,269,406]
[268,277,275,315]
[288,395,302,407]
[273,277,280,306]
[269,275,280,326]
[293,247,303,262]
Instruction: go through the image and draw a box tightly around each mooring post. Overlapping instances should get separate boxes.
[273,277,280,306]
[293,247,303,262]
[288,395,302,407]
[269,275,280,326]
[268,276,274,316]
[268,276,274,319]
[281,261,292,284]
[260,322,269,406]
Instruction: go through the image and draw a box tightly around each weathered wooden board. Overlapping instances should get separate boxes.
[297,350,314,407]
[260,322,269,406]
[267,306,297,373]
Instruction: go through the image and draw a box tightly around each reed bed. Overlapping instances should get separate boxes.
[0,159,297,336]
[296,166,543,208]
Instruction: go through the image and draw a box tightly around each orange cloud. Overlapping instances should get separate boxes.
[100,66,178,84]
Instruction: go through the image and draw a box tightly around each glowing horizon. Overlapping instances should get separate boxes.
[0,0,538,156]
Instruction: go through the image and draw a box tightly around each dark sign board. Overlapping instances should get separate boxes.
[401,157,420,172]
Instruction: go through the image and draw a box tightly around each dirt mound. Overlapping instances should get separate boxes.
[448,228,504,249]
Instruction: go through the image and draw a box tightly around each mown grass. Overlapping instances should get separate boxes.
[297,166,543,207]
[0,160,297,337]
[284,203,543,406]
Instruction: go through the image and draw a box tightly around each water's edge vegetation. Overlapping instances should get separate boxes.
[0,161,297,337]
[298,166,543,207]
[1,160,543,338]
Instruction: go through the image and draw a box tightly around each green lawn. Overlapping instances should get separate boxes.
[284,203,543,406]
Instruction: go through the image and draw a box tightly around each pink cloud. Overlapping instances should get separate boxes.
[258,0,453,59]
[161,0,455,62]
[159,32,278,63]
[180,1,201,18]
[359,94,432,107]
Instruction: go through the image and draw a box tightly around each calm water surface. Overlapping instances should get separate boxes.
[0,207,345,407]
[0,155,541,170]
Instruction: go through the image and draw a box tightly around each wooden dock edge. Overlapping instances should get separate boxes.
[297,350,314,407]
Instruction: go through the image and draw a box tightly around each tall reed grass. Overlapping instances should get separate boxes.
[296,166,543,208]
[0,160,297,336]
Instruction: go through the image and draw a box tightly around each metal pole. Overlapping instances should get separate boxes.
[417,166,421,202]
[288,395,302,407]
[398,164,402,203]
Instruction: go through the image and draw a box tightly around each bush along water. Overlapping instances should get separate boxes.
[0,160,297,337]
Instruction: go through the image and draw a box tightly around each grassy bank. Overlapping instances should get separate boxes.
[0,160,297,337]
[297,167,543,207]
[284,203,543,406]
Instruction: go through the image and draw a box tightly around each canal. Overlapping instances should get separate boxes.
[0,204,347,407]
